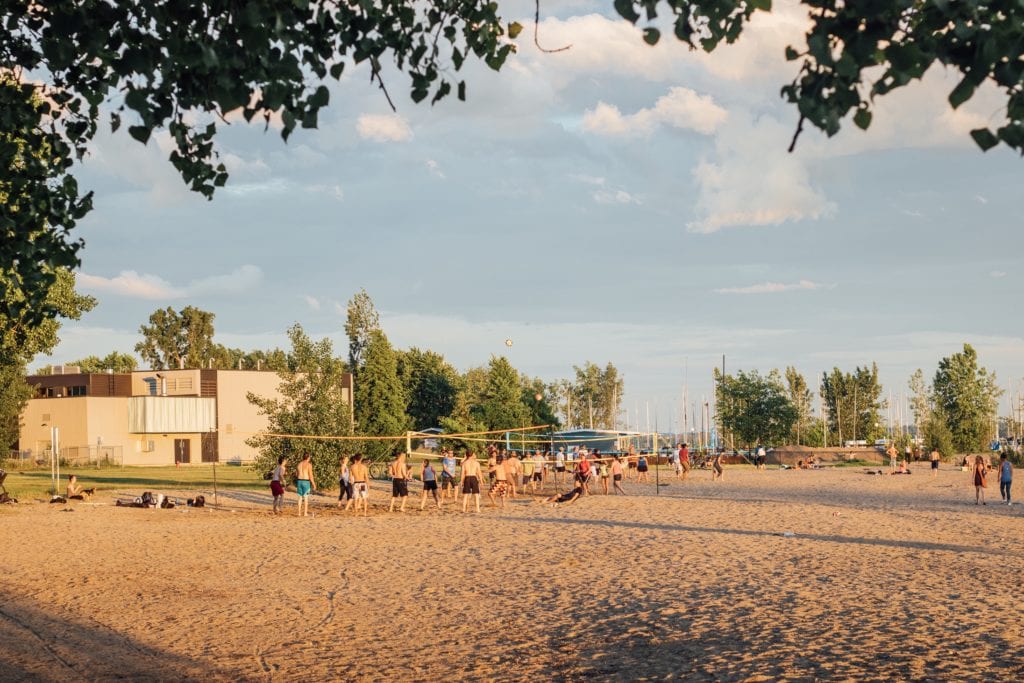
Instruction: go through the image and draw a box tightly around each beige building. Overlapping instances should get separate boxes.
[18,367,353,466]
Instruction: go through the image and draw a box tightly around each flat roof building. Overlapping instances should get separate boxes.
[17,368,353,466]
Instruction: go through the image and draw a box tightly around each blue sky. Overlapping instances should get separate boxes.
[39,1,1024,429]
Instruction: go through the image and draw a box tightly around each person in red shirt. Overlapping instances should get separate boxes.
[678,442,690,481]
[575,451,592,495]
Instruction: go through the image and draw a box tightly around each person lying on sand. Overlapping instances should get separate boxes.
[543,486,583,506]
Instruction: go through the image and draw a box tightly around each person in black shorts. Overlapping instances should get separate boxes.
[460,451,483,513]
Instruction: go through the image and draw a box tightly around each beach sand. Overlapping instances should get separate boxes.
[2,464,1022,681]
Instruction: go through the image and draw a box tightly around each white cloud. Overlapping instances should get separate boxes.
[593,189,640,205]
[570,173,606,186]
[307,184,345,201]
[583,87,728,136]
[715,280,825,295]
[79,265,263,300]
[426,159,446,179]
[975,195,989,204]
[687,114,835,233]
[356,114,413,142]
[303,295,322,311]
[77,271,181,299]
[990,270,1007,279]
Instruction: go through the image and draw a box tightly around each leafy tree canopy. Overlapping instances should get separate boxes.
[1,1,514,329]
[135,306,216,370]
[247,323,352,486]
[715,368,797,447]
[5,1,1024,335]
[619,1,1024,153]
[933,343,1002,452]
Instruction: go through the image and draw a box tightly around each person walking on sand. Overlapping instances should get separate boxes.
[712,451,724,481]
[532,449,546,493]
[295,452,316,517]
[973,456,988,505]
[678,443,691,481]
[337,455,353,509]
[598,454,610,495]
[461,451,482,513]
[998,452,1013,505]
[930,447,941,478]
[420,457,441,510]
[271,456,286,514]
[388,451,411,512]
[611,456,626,495]
[348,454,370,515]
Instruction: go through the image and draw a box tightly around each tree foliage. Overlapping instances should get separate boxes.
[907,368,931,439]
[344,289,379,388]
[354,329,407,461]
[617,1,1024,153]
[36,351,137,375]
[569,361,624,430]
[476,355,528,431]
[715,368,797,447]
[821,364,884,443]
[922,407,955,458]
[784,366,814,445]
[247,324,352,488]
[2,2,517,327]
[932,343,1001,452]
[396,347,459,431]
[135,306,216,370]
[1,268,94,447]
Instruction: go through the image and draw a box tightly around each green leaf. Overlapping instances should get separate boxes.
[785,46,800,61]
[853,107,872,130]
[948,77,976,109]
[970,128,999,151]
[508,22,523,40]
[127,125,151,144]
[613,0,640,24]
[643,28,660,46]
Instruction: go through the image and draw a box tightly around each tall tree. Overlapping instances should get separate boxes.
[933,344,1002,452]
[396,347,459,431]
[714,369,797,447]
[247,324,352,488]
[521,376,561,431]
[571,362,624,430]
[821,364,884,444]
[355,330,407,461]
[344,289,379,393]
[477,355,528,431]
[0,269,96,447]
[135,306,216,369]
[908,368,931,440]
[784,367,814,445]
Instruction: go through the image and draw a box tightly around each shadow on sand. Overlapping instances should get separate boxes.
[0,591,236,681]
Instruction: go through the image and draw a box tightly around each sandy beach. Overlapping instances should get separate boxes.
[2,464,1022,682]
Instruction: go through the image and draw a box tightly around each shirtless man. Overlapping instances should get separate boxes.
[388,451,411,512]
[488,453,511,509]
[506,451,521,499]
[295,452,316,517]
[348,454,370,515]
[460,451,482,513]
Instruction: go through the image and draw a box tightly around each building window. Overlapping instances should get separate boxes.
[68,385,86,396]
